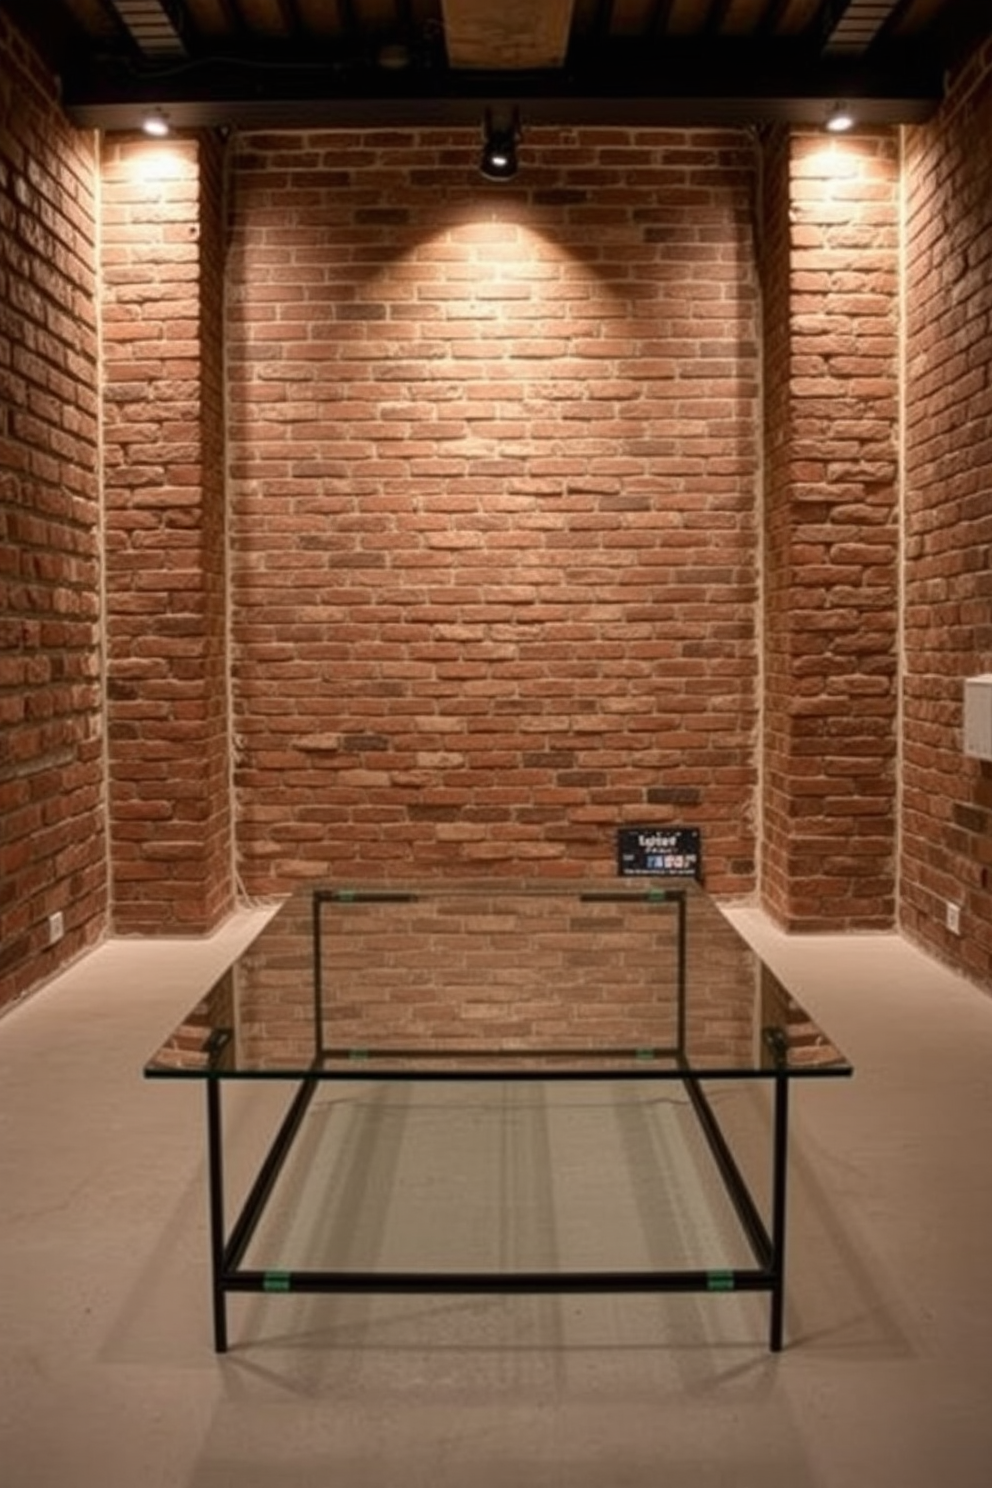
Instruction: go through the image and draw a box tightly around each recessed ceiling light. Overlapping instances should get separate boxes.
[142,110,171,138]
[825,103,855,133]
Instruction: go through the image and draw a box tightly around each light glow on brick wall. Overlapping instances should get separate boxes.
[122,142,194,183]
[798,136,866,179]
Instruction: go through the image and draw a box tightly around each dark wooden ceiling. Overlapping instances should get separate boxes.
[5,0,988,132]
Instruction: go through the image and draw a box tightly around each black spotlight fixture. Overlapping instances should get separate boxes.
[480,109,520,181]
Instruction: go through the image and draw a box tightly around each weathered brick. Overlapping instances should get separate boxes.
[0,13,106,1011]
[760,126,900,931]
[100,131,234,935]
[901,49,992,984]
[225,126,761,896]
[4,6,992,1002]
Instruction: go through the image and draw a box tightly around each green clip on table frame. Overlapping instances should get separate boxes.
[145,881,851,1353]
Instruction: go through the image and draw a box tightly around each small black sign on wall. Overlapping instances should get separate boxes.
[617,826,702,880]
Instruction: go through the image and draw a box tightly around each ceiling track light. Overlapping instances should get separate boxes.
[480,108,521,181]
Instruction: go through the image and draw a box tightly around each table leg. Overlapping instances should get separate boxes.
[769,1070,790,1352]
[206,1079,229,1353]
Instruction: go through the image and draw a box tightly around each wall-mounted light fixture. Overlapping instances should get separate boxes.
[141,109,171,138]
[824,102,855,133]
[480,109,521,181]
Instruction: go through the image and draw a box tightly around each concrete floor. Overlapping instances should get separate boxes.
[2,904,991,1488]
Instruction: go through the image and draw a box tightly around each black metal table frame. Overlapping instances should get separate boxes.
[178,887,818,1355]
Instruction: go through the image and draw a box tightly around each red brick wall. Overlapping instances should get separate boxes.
[759,127,798,923]
[759,127,900,930]
[0,16,105,1011]
[100,132,234,933]
[3,0,991,997]
[226,128,760,894]
[198,136,235,924]
[902,37,992,984]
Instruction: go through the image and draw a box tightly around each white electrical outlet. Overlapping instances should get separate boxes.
[48,911,65,945]
[945,902,961,936]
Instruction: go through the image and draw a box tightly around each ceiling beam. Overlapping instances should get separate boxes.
[59,41,945,132]
[441,0,575,70]
[107,0,187,57]
[820,0,901,55]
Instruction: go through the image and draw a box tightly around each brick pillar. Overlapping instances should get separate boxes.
[101,132,234,932]
[759,127,900,930]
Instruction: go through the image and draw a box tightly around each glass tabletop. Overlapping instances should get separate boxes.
[145,880,851,1081]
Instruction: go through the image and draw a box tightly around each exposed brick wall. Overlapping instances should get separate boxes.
[902,36,992,985]
[759,127,900,930]
[226,128,760,895]
[758,127,798,923]
[198,136,235,925]
[0,16,105,1011]
[100,132,234,933]
[3,0,991,1000]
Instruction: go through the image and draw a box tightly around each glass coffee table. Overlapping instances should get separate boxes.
[146,880,851,1352]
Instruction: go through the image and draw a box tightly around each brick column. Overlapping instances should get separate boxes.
[101,132,233,932]
[759,127,900,930]
[901,49,992,983]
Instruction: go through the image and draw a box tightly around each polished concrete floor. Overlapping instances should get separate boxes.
[2,904,991,1488]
